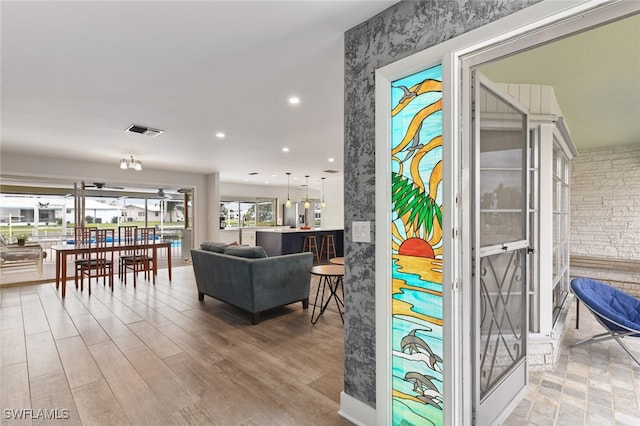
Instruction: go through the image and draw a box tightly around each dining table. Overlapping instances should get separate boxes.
[52,240,172,297]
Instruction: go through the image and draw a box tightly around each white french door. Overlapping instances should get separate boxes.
[471,71,529,425]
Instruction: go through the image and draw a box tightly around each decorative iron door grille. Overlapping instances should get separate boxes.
[479,249,526,394]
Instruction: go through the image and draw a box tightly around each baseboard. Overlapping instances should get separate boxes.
[338,392,376,426]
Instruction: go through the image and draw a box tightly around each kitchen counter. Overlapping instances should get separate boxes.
[256,228,344,257]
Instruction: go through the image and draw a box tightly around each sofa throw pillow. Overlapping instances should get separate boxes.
[200,241,229,253]
[223,245,268,258]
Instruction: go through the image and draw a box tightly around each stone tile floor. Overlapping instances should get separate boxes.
[505,299,640,425]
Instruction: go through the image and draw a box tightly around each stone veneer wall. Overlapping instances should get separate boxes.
[570,144,640,296]
[343,0,540,408]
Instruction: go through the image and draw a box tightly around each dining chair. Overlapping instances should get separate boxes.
[117,225,138,280]
[73,226,95,289]
[78,228,115,295]
[122,227,156,286]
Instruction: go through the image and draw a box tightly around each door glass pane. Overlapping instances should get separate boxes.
[478,85,526,247]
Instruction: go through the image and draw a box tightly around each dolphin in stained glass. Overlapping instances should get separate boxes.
[400,329,443,372]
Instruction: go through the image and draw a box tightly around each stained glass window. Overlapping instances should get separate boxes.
[390,64,444,426]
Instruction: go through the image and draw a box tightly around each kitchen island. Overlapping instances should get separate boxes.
[255,227,344,258]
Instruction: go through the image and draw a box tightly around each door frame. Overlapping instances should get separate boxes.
[374,1,638,424]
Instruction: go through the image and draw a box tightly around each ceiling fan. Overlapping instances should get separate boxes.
[157,188,171,199]
[83,182,124,190]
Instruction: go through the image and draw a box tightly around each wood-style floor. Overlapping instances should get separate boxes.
[0,266,350,425]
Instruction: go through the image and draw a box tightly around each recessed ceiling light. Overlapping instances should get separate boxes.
[264,181,270,184]
[215,132,226,139]
[282,147,290,152]
[288,96,300,105]
[328,158,335,162]
[293,177,299,180]
[243,179,249,182]
[271,174,278,177]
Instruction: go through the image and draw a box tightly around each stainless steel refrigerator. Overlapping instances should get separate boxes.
[283,203,312,227]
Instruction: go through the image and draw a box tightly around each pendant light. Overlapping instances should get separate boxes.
[321,177,326,208]
[285,172,292,208]
[304,175,310,209]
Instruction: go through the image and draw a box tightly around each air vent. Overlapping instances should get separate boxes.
[126,124,163,137]
[248,172,259,175]
[323,169,339,174]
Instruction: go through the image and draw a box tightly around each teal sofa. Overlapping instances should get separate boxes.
[191,242,313,324]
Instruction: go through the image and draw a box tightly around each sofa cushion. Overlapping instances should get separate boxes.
[200,241,229,253]
[223,245,268,258]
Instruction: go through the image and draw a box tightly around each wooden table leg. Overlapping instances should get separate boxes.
[55,250,61,289]
[61,253,68,298]
[151,246,158,284]
[167,245,172,281]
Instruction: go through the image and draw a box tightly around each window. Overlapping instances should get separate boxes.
[220,198,277,228]
[552,143,570,318]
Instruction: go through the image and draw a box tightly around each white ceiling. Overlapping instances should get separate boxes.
[1,0,397,186]
[1,2,638,190]
[480,13,640,150]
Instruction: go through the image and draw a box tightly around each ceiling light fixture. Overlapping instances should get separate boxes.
[328,158,335,162]
[289,96,300,105]
[321,177,326,208]
[285,172,292,208]
[304,175,310,210]
[282,147,290,152]
[120,155,142,171]
[215,132,226,139]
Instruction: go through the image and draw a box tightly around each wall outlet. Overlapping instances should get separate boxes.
[352,221,371,243]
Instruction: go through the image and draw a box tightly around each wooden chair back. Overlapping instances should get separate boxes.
[74,226,94,246]
[79,228,115,294]
[118,225,138,257]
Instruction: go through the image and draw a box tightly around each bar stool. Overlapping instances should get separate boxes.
[320,234,337,261]
[302,235,320,264]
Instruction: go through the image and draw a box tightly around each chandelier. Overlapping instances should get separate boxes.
[120,155,142,171]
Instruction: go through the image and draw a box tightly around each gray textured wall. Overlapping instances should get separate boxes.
[343,0,540,408]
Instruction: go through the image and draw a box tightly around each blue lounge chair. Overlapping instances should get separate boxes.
[570,277,640,366]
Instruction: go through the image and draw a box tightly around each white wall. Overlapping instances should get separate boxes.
[571,144,640,259]
[221,181,316,203]
[321,178,344,229]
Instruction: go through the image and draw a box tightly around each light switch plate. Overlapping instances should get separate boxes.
[352,221,371,243]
